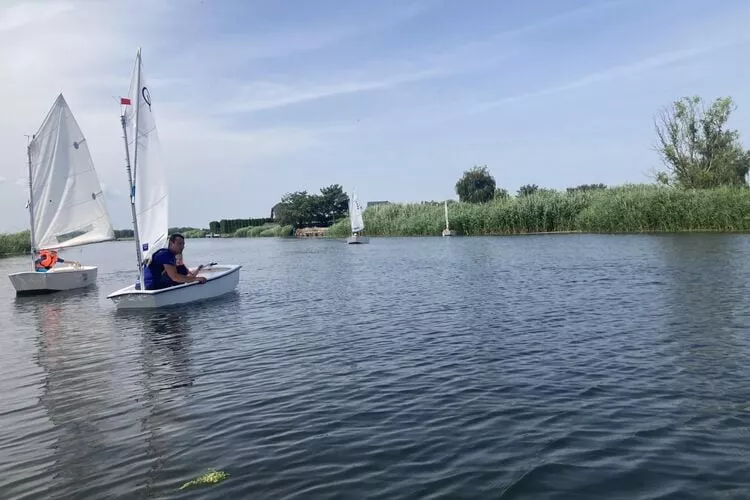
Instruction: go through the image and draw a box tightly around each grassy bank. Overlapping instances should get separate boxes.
[0,231,30,257]
[328,185,750,237]
[233,224,294,238]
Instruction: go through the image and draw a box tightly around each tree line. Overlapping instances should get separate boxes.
[207,219,274,235]
[204,184,351,233]
[272,184,349,229]
[455,95,750,203]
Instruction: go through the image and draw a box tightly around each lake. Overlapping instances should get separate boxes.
[1,234,749,499]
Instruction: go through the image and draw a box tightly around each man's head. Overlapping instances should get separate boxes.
[167,233,185,254]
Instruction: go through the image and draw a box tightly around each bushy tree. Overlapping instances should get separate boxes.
[455,165,496,203]
[274,184,350,228]
[654,96,750,188]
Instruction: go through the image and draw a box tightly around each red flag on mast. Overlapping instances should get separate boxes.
[120,97,131,105]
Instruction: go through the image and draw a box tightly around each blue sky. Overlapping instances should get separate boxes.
[1,0,749,231]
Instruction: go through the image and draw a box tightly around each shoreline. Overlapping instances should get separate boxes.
[3,228,750,260]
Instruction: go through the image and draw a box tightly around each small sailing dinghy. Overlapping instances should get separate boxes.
[8,94,115,295]
[107,49,241,309]
[346,190,369,244]
[442,200,456,236]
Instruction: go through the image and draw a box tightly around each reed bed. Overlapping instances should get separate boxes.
[0,231,30,256]
[327,185,750,236]
[233,224,294,237]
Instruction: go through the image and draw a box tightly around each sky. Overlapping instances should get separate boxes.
[1,0,749,231]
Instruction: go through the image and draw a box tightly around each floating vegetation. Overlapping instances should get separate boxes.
[178,468,229,490]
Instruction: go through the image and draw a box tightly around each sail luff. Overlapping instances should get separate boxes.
[25,139,37,268]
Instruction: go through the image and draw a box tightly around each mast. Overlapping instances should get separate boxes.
[25,135,37,269]
[132,48,142,189]
[122,48,145,289]
[121,113,144,289]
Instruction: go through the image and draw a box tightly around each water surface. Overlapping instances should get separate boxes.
[1,235,749,499]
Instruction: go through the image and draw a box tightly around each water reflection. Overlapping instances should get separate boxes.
[31,293,111,496]
[128,310,195,497]
[654,235,750,412]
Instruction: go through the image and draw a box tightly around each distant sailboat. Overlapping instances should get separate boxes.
[107,48,241,309]
[442,201,456,236]
[8,94,115,294]
[346,190,369,244]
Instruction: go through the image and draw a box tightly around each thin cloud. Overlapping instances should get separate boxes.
[167,0,439,67]
[216,0,637,114]
[222,68,450,114]
[458,36,750,118]
[445,0,639,58]
[0,0,74,32]
[221,46,516,114]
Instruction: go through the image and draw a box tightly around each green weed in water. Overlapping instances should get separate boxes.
[178,468,229,490]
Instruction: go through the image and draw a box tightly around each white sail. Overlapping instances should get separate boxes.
[444,201,449,230]
[349,191,365,233]
[29,94,115,251]
[125,49,168,262]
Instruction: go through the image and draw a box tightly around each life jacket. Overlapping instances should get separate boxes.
[38,250,58,269]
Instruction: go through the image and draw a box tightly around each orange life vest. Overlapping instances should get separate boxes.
[38,250,58,269]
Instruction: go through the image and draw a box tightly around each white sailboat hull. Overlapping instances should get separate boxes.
[107,264,241,309]
[442,229,456,236]
[347,235,370,244]
[8,265,98,294]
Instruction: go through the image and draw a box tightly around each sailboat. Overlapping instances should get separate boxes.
[346,190,369,244]
[107,48,241,309]
[8,94,115,295]
[442,200,456,236]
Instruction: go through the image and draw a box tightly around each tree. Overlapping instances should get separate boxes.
[494,187,509,200]
[273,184,350,228]
[455,165,496,203]
[654,96,750,188]
[517,184,539,197]
[209,221,220,234]
[318,184,349,225]
[566,183,606,193]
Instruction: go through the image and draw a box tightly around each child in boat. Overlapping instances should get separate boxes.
[34,249,80,272]
[175,253,202,277]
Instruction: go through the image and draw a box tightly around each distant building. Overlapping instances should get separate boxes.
[367,200,390,207]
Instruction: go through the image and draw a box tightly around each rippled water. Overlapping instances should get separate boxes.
[1,234,750,499]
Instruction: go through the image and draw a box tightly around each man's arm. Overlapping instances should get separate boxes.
[164,264,206,284]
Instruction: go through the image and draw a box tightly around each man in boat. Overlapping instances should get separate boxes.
[34,249,79,272]
[142,233,207,290]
